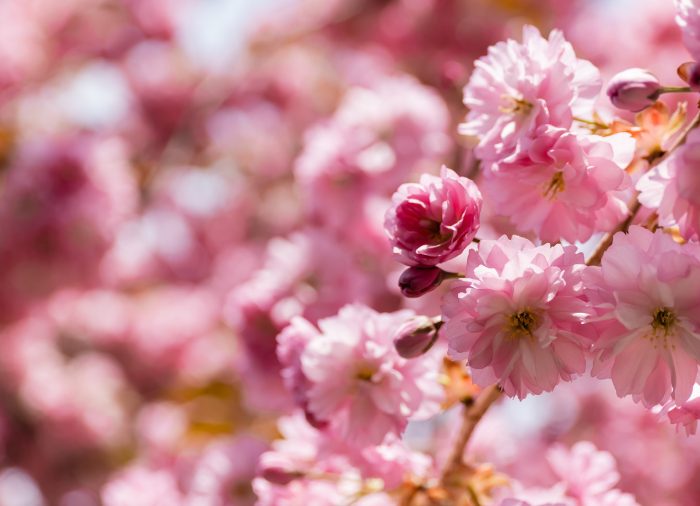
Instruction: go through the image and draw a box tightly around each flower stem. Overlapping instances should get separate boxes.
[659,86,693,94]
[586,106,700,265]
[573,116,609,129]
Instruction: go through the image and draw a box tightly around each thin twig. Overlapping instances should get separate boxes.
[586,106,700,266]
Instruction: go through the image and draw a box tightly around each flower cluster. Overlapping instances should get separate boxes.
[2,0,700,505]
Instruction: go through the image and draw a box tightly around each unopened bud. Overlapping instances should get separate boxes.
[398,266,444,298]
[258,453,305,485]
[678,61,700,91]
[607,68,661,112]
[393,316,439,358]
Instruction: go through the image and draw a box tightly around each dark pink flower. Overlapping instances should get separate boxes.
[385,166,481,267]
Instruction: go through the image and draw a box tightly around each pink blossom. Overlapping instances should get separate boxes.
[277,304,443,445]
[122,0,190,39]
[385,166,482,266]
[186,436,268,506]
[460,25,600,164]
[253,476,346,506]
[253,414,358,505]
[442,236,594,398]
[0,317,129,450]
[637,128,700,241]
[135,402,188,459]
[295,75,450,230]
[676,0,700,60]
[0,135,136,312]
[586,226,700,407]
[667,397,700,435]
[101,466,183,506]
[483,127,634,244]
[255,413,430,502]
[226,229,375,331]
[548,442,639,506]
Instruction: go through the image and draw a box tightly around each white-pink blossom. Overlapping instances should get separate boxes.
[483,127,634,243]
[442,236,594,398]
[637,128,700,241]
[460,25,600,164]
[277,304,443,445]
[586,226,700,407]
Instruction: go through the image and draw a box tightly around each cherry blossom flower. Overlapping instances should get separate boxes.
[460,25,600,164]
[442,236,594,398]
[186,436,268,506]
[637,128,700,241]
[385,166,482,267]
[547,442,640,506]
[295,75,450,230]
[0,135,136,312]
[277,304,443,445]
[483,127,634,243]
[586,226,700,407]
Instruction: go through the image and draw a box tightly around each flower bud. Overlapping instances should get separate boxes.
[258,453,304,485]
[607,68,661,112]
[393,316,439,358]
[385,166,481,267]
[398,266,444,298]
[678,61,700,90]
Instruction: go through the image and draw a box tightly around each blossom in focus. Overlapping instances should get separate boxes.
[442,236,594,398]
[606,68,661,112]
[586,226,700,407]
[460,25,600,165]
[637,128,700,241]
[384,166,481,266]
[277,304,443,445]
[483,127,634,244]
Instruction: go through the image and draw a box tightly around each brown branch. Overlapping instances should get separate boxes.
[440,384,502,486]
[586,105,700,266]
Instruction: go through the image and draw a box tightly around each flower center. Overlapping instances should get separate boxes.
[500,96,534,115]
[651,307,677,335]
[507,309,540,339]
[356,366,376,382]
[418,218,451,244]
[543,171,565,199]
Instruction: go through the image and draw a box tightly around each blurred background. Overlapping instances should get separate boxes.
[0,0,698,505]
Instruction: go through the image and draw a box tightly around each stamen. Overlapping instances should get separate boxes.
[651,307,677,336]
[507,309,540,339]
[543,171,565,199]
[499,96,533,115]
